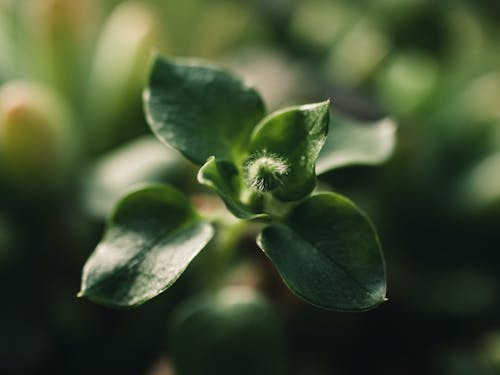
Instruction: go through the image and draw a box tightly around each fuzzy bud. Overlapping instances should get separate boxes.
[243,150,289,192]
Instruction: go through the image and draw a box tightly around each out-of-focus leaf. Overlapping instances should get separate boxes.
[327,18,391,86]
[86,1,157,151]
[83,135,190,219]
[169,287,286,375]
[455,152,500,211]
[376,51,438,115]
[257,193,386,311]
[193,3,253,57]
[79,185,214,308]
[316,115,397,174]
[20,0,97,101]
[290,1,357,49]
[0,80,78,189]
[144,55,265,165]
[0,11,13,81]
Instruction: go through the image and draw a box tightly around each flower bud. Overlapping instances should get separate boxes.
[244,150,289,192]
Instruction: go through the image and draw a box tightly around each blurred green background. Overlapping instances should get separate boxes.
[1,0,500,374]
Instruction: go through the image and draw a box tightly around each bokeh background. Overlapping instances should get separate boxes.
[1,0,500,374]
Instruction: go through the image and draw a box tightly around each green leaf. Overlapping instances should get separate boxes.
[316,115,397,174]
[246,100,329,201]
[197,157,268,220]
[79,184,214,308]
[144,55,265,165]
[257,193,386,311]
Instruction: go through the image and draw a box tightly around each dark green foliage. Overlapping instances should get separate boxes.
[144,56,265,165]
[258,193,386,311]
[79,185,214,307]
[81,55,390,311]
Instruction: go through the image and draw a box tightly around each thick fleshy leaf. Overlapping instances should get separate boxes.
[247,101,329,201]
[257,193,386,311]
[316,115,397,174]
[79,185,214,308]
[144,55,265,165]
[197,157,268,220]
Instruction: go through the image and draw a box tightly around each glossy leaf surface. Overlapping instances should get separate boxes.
[79,185,214,307]
[258,193,386,311]
[144,55,265,164]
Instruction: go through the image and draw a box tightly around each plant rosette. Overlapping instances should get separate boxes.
[79,54,394,312]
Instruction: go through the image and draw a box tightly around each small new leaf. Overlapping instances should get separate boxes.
[246,101,329,201]
[79,184,214,308]
[257,193,386,311]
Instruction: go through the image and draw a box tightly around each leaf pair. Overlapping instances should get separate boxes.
[80,185,386,311]
[79,55,389,312]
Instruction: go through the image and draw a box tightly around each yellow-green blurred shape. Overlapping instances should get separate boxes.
[373,0,424,10]
[0,0,13,13]
[227,49,303,110]
[0,9,13,80]
[376,50,439,115]
[484,331,500,372]
[460,71,500,123]
[157,0,258,58]
[192,2,254,57]
[0,81,77,189]
[20,0,99,98]
[290,1,358,48]
[445,7,486,60]
[456,151,500,211]
[327,19,391,86]
[86,1,158,150]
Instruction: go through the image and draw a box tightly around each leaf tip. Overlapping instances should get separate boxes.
[196,156,215,184]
